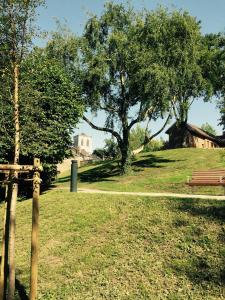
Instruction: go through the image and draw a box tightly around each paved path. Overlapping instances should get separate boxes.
[78,188,225,200]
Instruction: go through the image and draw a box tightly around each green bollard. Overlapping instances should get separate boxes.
[70,160,78,192]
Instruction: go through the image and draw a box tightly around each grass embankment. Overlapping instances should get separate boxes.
[58,148,225,195]
[1,191,225,299]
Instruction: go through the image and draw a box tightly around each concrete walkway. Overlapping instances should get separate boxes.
[78,188,225,200]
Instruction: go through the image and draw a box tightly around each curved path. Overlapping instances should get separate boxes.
[78,188,225,200]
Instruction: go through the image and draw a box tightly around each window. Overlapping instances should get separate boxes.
[87,139,89,147]
[81,139,84,146]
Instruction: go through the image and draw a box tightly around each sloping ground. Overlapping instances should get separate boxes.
[0,191,225,299]
[57,148,225,195]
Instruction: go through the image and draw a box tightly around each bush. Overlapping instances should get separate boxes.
[144,138,165,152]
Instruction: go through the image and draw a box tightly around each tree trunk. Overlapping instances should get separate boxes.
[177,121,188,148]
[119,128,130,174]
[8,63,20,300]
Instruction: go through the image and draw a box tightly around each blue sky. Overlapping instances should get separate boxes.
[36,0,225,149]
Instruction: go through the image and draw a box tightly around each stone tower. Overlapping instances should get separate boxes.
[73,133,92,154]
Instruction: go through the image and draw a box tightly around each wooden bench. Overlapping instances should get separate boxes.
[187,170,225,189]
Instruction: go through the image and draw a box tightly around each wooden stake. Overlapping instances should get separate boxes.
[8,63,20,300]
[0,191,7,300]
[30,158,41,300]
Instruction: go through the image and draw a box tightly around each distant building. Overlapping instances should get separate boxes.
[165,123,221,149]
[73,133,92,155]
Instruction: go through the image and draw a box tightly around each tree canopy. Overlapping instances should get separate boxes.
[81,3,173,173]
[0,37,83,167]
[80,2,214,171]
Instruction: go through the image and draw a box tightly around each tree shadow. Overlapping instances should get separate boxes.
[56,175,70,184]
[132,154,179,169]
[0,262,29,300]
[170,198,225,286]
[15,277,29,300]
[176,198,225,223]
[47,153,181,186]
[79,161,119,183]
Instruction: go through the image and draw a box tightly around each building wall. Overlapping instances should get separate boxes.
[74,134,92,154]
[185,133,218,148]
[168,130,219,149]
[193,136,218,148]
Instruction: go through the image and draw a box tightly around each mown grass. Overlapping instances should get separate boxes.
[1,191,225,299]
[57,148,225,195]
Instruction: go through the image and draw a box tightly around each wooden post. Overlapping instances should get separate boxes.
[0,199,7,300]
[30,158,41,300]
[8,62,20,300]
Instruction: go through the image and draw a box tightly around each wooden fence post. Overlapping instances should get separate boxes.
[30,158,41,300]
[0,199,7,300]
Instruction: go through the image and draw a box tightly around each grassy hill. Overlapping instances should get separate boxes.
[1,148,225,299]
[0,191,225,299]
[58,148,225,195]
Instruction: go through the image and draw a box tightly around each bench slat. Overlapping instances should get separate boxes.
[187,169,225,187]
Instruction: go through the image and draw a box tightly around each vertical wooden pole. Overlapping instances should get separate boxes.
[30,158,40,300]
[3,182,12,300]
[0,194,7,300]
[8,63,20,300]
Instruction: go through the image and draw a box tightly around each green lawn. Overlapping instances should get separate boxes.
[1,191,225,299]
[57,148,225,195]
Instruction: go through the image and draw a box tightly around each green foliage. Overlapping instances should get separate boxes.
[0,0,46,162]
[129,125,147,151]
[93,138,119,159]
[143,8,212,125]
[104,138,119,159]
[81,2,212,173]
[0,43,83,185]
[202,33,225,130]
[81,2,174,173]
[201,122,217,136]
[19,48,83,163]
[92,148,105,159]
[144,138,165,152]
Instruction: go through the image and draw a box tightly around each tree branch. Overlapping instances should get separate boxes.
[83,115,122,143]
[146,113,171,143]
[132,112,171,155]
[128,105,155,130]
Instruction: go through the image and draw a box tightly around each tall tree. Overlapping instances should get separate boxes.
[0,1,44,298]
[142,9,212,146]
[203,33,225,130]
[81,3,172,173]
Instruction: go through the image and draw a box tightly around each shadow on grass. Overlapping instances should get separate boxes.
[56,175,70,184]
[15,277,29,300]
[79,161,120,183]
[51,154,180,185]
[170,198,225,286]
[176,198,225,223]
[78,154,179,183]
[132,154,179,169]
[0,262,29,300]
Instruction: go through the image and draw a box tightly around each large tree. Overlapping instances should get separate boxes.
[142,9,212,146]
[203,33,225,130]
[81,3,173,173]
